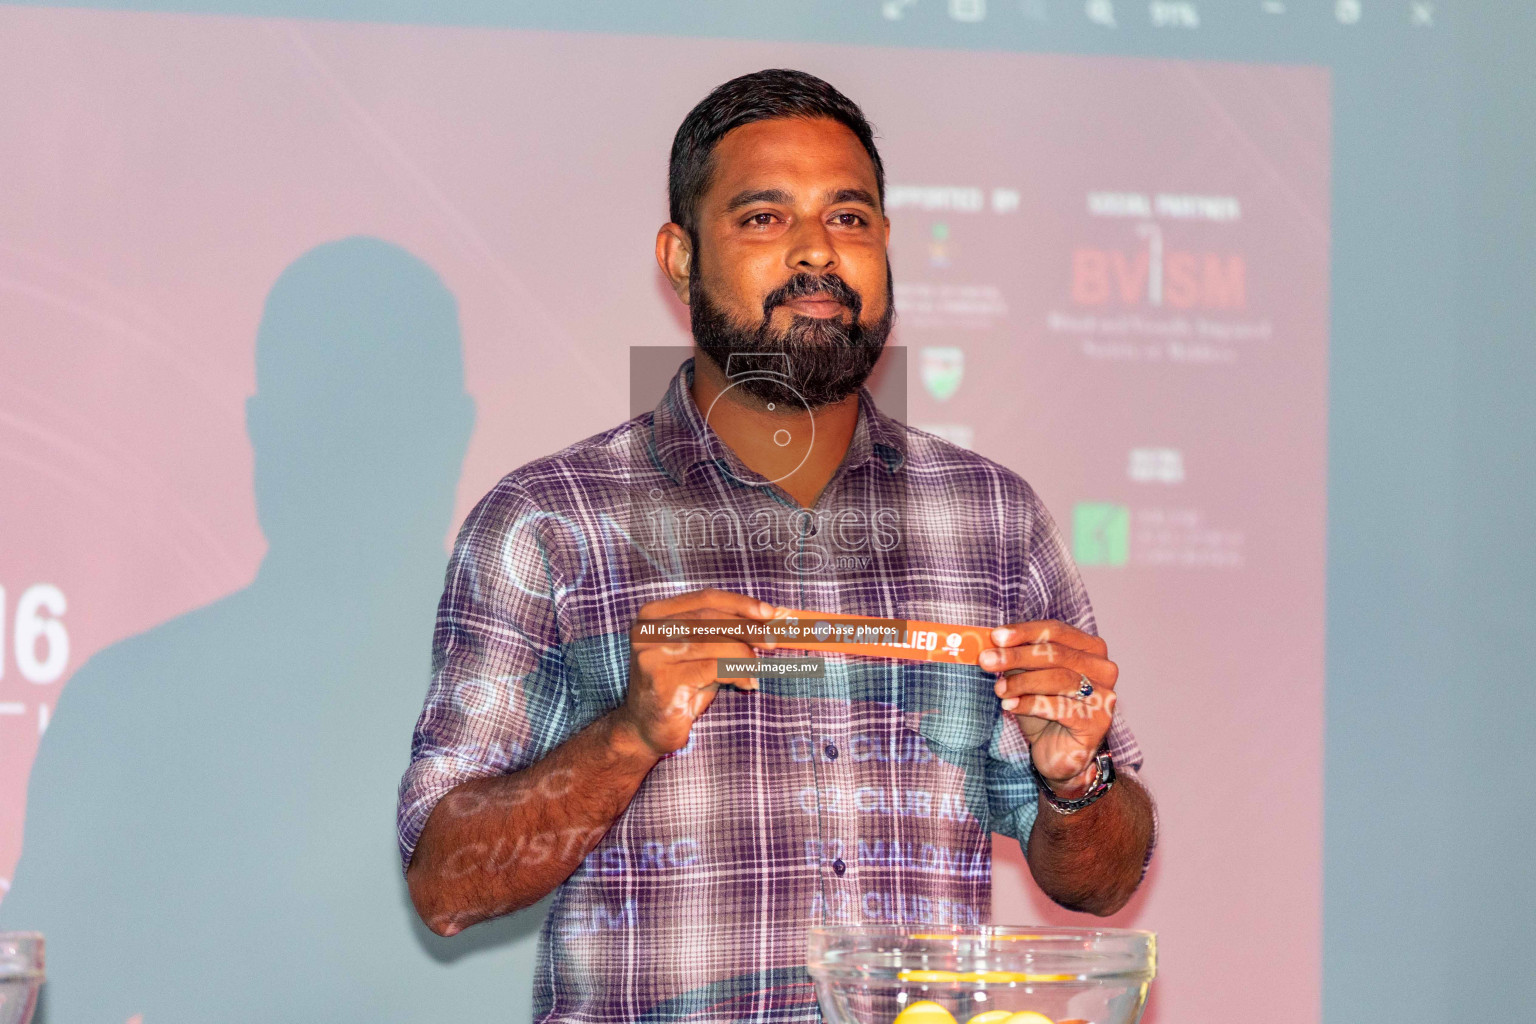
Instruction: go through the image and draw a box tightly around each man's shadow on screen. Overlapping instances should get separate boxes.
[1,237,548,1023]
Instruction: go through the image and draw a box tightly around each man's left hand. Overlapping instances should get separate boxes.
[979,621,1117,797]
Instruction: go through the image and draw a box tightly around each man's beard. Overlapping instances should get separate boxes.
[690,261,895,409]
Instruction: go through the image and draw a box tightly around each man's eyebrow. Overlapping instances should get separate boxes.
[724,188,793,212]
[826,187,879,208]
[722,187,880,213]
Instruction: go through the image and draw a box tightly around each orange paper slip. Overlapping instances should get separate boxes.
[764,609,995,666]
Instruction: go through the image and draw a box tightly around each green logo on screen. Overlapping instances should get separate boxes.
[920,346,964,402]
[1073,502,1130,567]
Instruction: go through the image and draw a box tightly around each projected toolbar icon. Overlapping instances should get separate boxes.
[1149,1,1199,28]
[1086,0,1116,28]
[949,0,986,21]
[1334,0,1361,25]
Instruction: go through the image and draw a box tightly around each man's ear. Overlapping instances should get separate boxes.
[655,223,693,305]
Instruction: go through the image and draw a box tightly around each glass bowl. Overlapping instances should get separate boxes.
[808,925,1155,1024]
[0,933,43,1024]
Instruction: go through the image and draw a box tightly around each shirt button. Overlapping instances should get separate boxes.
[824,743,839,761]
[832,858,846,876]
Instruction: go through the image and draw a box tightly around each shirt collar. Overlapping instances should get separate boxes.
[650,357,907,486]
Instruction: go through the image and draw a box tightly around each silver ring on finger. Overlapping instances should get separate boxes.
[1075,673,1094,700]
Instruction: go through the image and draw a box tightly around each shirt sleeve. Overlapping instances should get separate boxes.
[395,479,580,874]
[985,485,1159,880]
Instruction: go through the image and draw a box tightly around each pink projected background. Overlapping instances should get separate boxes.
[0,8,1328,1023]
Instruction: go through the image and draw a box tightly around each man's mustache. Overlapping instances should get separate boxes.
[762,273,863,319]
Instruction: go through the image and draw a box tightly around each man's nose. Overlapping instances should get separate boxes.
[785,218,837,274]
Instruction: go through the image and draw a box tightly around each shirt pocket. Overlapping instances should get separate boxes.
[895,662,998,754]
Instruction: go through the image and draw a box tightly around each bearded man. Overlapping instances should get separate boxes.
[399,68,1157,1023]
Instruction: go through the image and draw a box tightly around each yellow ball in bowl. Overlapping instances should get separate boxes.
[963,1011,1014,1024]
[892,1000,959,1024]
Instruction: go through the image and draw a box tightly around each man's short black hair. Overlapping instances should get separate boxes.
[668,69,885,240]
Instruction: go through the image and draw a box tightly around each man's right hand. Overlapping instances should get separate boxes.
[616,588,777,757]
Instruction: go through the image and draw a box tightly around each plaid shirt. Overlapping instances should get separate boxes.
[398,359,1152,1023]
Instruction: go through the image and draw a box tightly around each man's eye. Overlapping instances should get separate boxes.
[832,212,868,227]
[745,213,777,227]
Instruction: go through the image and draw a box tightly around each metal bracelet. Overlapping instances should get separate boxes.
[1031,749,1115,815]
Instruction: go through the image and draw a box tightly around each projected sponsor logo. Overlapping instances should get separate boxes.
[582,839,701,874]
[789,732,933,763]
[857,839,987,877]
[797,785,975,821]
[1049,199,1271,363]
[811,890,856,921]
[1073,502,1131,567]
[805,839,988,877]
[558,898,637,936]
[1128,446,1185,483]
[894,282,1009,329]
[920,346,965,401]
[1071,224,1246,310]
[1071,503,1246,568]
[928,222,952,268]
[1135,505,1245,568]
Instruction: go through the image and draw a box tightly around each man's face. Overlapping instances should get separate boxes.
[682,116,893,408]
